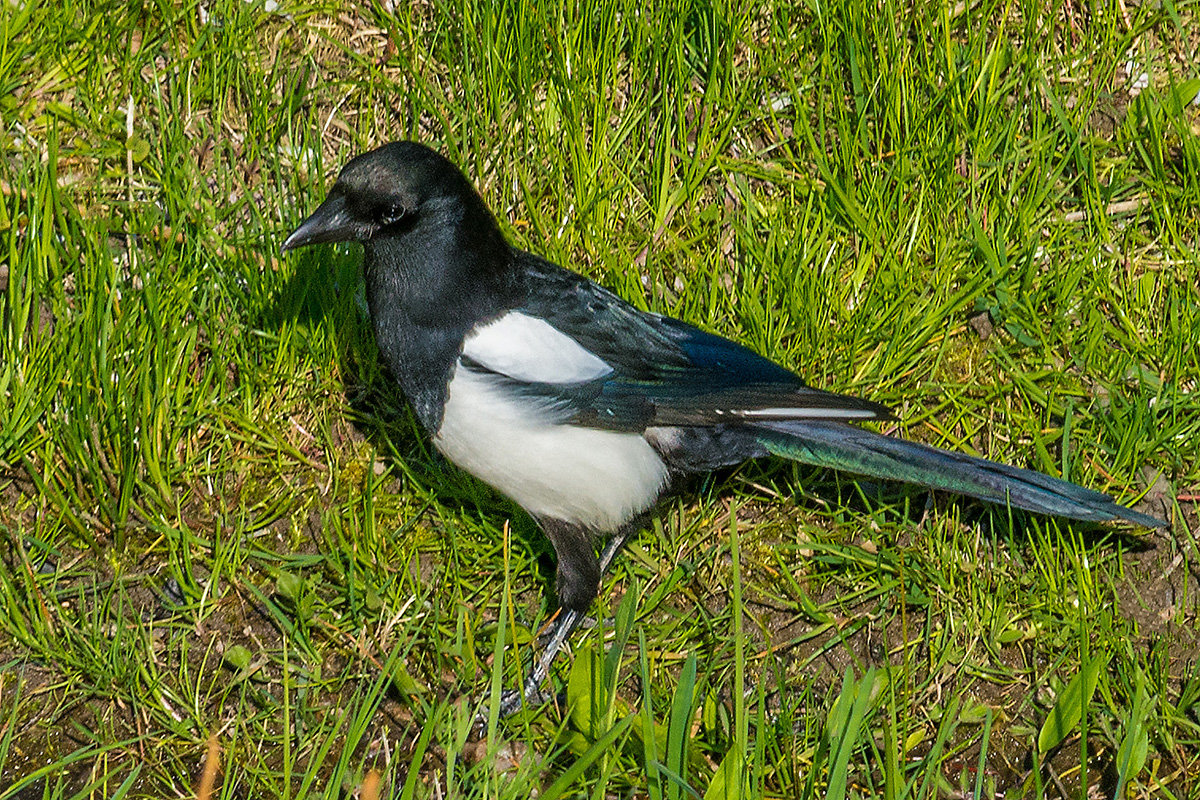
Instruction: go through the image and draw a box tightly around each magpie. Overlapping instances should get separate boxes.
[282,141,1163,713]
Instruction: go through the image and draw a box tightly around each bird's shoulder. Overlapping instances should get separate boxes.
[509,252,812,385]
[509,252,692,376]
[461,250,891,431]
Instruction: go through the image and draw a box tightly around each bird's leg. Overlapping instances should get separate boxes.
[532,525,634,648]
[542,518,602,615]
[490,523,637,719]
[597,524,633,572]
[493,607,582,717]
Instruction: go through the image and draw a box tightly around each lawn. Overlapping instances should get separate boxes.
[1,0,1198,797]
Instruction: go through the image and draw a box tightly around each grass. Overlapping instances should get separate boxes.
[1,0,1198,796]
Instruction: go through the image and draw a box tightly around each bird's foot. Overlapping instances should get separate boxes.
[496,688,526,718]
[496,678,556,717]
[471,680,555,736]
[470,607,584,735]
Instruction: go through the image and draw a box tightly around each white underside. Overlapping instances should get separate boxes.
[434,363,669,531]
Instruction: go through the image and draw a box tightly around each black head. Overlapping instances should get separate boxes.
[282,141,475,252]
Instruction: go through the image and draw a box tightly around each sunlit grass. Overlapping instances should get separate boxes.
[1,0,1197,797]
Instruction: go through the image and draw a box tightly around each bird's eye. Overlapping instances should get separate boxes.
[380,202,407,225]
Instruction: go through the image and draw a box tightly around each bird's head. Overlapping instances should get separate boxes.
[281,141,469,252]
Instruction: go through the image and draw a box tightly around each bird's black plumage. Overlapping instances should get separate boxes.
[284,141,1163,714]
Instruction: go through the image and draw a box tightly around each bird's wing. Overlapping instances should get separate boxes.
[458,256,890,432]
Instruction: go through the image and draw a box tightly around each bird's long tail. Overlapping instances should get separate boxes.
[752,420,1163,527]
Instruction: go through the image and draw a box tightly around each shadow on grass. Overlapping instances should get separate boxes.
[258,243,560,597]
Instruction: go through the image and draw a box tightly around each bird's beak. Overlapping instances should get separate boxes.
[281,192,357,253]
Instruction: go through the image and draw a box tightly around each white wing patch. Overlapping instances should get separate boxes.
[463,311,612,384]
[736,407,881,419]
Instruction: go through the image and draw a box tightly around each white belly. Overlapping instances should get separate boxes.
[434,364,668,531]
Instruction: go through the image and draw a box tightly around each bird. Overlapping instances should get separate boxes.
[282,140,1163,714]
